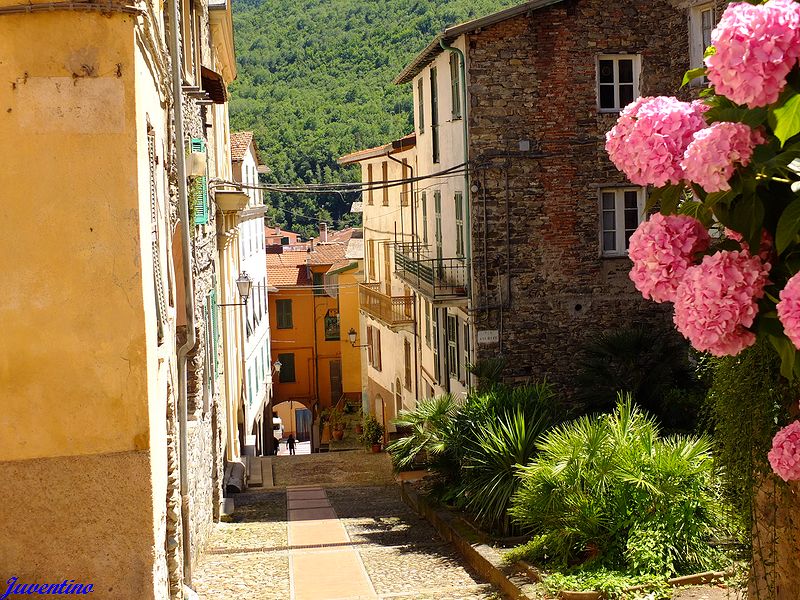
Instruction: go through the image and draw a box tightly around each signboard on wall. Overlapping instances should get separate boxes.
[477,330,500,345]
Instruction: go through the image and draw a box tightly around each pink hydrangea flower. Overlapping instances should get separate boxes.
[606,97,708,187]
[768,420,800,482]
[706,0,800,108]
[682,123,766,192]
[628,214,711,303]
[673,250,771,356]
[725,228,775,263]
[777,272,800,348]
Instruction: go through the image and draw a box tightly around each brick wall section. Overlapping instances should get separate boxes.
[467,0,692,395]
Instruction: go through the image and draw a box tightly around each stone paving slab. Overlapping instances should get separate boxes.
[288,498,332,510]
[290,548,376,600]
[288,506,338,521]
[286,489,328,500]
[288,518,350,546]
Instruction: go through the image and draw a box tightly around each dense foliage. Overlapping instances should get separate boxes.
[229,0,517,237]
[388,383,560,535]
[510,398,728,576]
[705,340,797,535]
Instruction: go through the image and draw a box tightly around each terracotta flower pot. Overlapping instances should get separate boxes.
[332,429,344,441]
[354,424,363,435]
[371,443,382,453]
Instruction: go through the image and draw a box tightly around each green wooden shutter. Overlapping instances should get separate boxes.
[191,138,208,225]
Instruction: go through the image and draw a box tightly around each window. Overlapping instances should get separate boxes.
[430,68,440,163]
[404,339,412,390]
[278,353,296,383]
[383,243,392,295]
[367,325,374,365]
[368,240,376,281]
[191,138,209,225]
[601,188,645,256]
[421,192,428,245]
[432,309,440,383]
[447,315,459,380]
[462,322,470,386]
[313,272,325,295]
[417,78,425,133]
[434,191,442,262]
[401,159,409,207]
[450,53,461,119]
[382,161,389,206]
[247,367,253,404]
[374,328,382,370]
[689,5,716,80]
[425,301,431,347]
[597,55,640,112]
[324,314,340,341]
[367,163,374,205]
[455,192,464,257]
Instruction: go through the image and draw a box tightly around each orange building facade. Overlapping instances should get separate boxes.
[267,231,363,440]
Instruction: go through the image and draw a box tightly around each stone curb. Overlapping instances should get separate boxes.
[399,482,533,600]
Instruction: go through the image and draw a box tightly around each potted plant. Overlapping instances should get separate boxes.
[353,408,364,435]
[360,415,384,452]
[326,407,345,441]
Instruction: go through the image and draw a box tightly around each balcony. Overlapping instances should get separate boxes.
[394,243,469,300]
[359,283,415,327]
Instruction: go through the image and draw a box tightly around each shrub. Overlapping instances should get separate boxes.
[388,383,560,535]
[510,396,726,576]
[359,414,384,447]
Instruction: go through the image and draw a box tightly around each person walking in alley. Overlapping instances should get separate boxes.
[287,434,296,456]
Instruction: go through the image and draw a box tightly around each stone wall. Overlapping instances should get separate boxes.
[467,0,688,396]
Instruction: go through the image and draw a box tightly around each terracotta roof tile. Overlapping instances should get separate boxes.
[230,131,253,162]
[265,242,350,287]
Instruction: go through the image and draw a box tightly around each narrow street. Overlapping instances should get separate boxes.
[193,452,501,600]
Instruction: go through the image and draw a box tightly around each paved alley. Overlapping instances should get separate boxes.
[193,454,500,599]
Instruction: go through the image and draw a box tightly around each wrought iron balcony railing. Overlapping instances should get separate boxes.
[394,243,469,300]
[359,283,414,327]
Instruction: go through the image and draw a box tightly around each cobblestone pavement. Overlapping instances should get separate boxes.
[193,451,501,599]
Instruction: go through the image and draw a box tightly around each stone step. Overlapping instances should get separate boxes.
[247,456,263,487]
[262,456,274,488]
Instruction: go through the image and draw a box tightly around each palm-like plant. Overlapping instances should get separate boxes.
[510,396,725,575]
[387,394,460,474]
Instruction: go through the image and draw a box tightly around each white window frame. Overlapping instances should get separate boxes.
[689,4,716,84]
[600,187,646,257]
[596,54,641,113]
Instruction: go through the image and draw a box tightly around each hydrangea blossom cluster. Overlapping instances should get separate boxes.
[628,214,711,303]
[705,0,800,108]
[777,272,800,348]
[725,228,775,263]
[605,97,707,187]
[767,420,800,481]
[672,250,770,356]
[682,123,766,192]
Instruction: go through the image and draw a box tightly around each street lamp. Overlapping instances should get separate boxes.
[219,272,253,306]
[272,360,282,374]
[348,327,371,348]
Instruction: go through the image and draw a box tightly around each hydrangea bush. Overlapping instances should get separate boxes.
[606,0,800,480]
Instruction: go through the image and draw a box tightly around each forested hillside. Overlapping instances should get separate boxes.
[229,0,516,238]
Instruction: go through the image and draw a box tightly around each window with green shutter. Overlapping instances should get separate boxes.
[191,138,209,225]
[278,353,296,383]
[276,299,293,329]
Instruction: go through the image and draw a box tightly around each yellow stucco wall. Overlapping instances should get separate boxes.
[0,14,152,461]
[337,267,363,395]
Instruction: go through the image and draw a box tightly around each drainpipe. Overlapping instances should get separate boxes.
[439,38,471,296]
[167,0,196,588]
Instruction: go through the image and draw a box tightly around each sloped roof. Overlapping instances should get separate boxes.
[337,133,416,165]
[265,241,351,287]
[394,0,564,84]
[230,131,264,165]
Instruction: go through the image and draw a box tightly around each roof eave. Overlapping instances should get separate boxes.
[394,0,565,85]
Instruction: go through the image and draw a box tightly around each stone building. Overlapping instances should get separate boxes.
[0,0,241,596]
[349,0,711,404]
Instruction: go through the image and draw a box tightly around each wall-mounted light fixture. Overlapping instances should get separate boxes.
[272,360,282,374]
[218,272,253,306]
[347,327,371,348]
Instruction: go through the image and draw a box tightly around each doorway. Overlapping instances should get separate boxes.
[295,408,312,442]
[330,359,343,404]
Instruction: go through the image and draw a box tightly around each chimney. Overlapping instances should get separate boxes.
[319,222,328,243]
[309,237,315,250]
[275,226,281,235]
